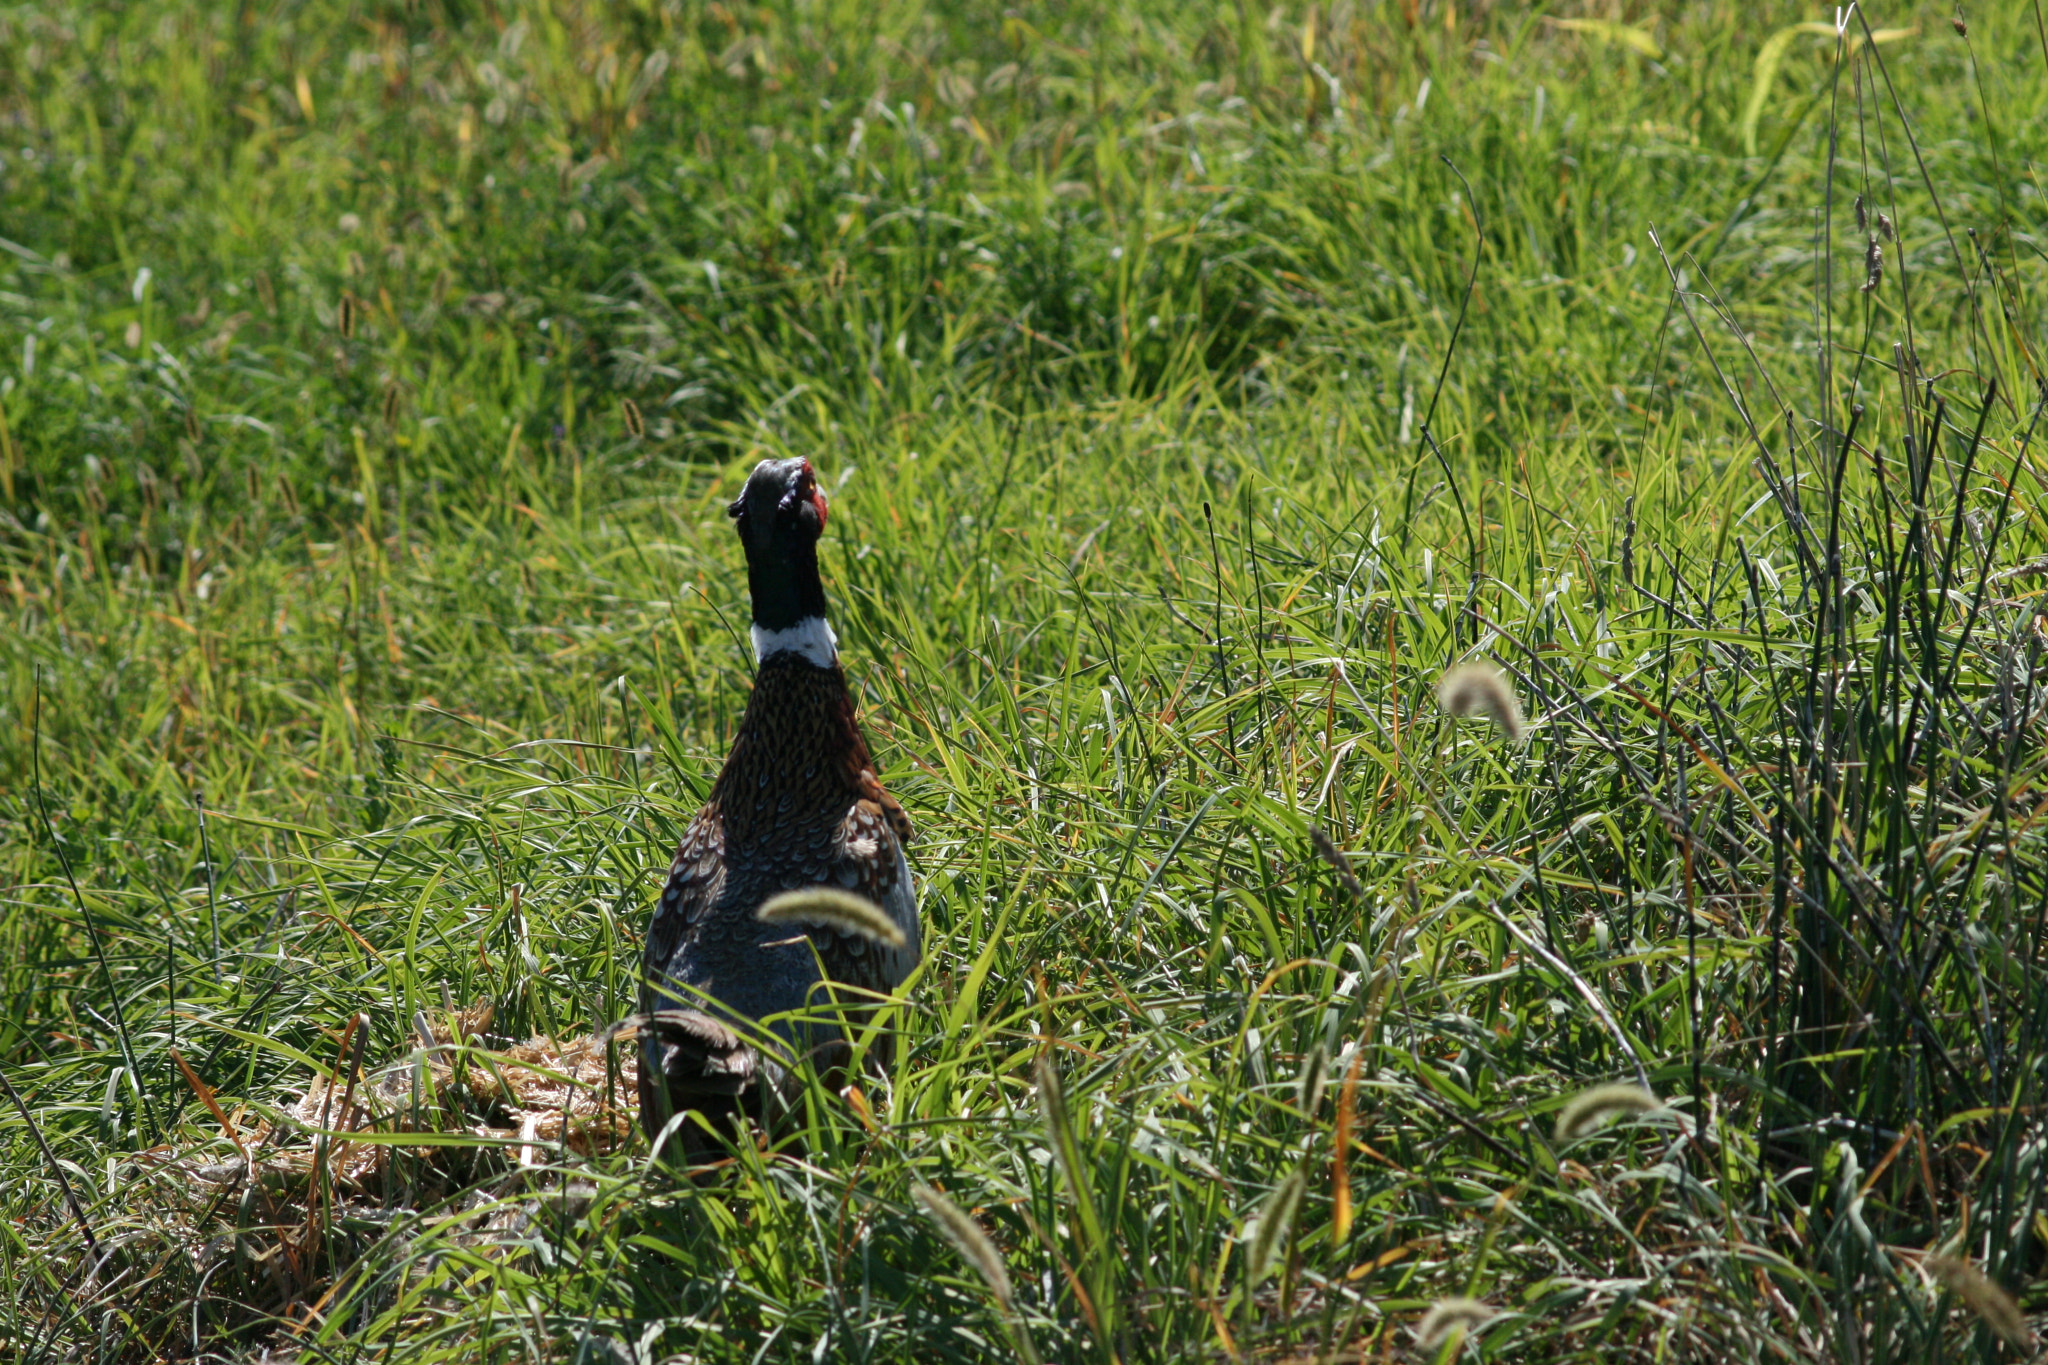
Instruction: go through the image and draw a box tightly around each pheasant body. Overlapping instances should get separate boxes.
[638,458,917,1156]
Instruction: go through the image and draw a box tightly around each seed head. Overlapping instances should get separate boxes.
[1436,662,1526,742]
[1926,1255,2030,1349]
[1952,15,1967,34]
[1244,1168,1307,1289]
[757,887,907,947]
[1862,236,1884,294]
[1417,1297,1495,1347]
[1853,193,1867,234]
[1555,1082,1663,1140]
[1876,211,1895,243]
[912,1184,1013,1308]
[1035,1055,1087,1217]
[1309,826,1364,901]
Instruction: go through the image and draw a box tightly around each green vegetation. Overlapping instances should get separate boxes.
[3,0,2047,1358]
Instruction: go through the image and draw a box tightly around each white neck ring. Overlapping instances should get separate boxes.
[752,617,838,668]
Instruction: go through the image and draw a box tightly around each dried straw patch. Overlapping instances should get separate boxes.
[170,1005,639,1197]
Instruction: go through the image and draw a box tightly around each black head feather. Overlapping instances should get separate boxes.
[729,458,830,631]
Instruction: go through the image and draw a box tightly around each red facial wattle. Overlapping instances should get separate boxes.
[803,460,829,528]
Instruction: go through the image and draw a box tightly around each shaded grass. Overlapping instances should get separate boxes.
[3,0,2048,1361]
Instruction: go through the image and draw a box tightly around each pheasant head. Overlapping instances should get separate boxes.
[729,457,836,668]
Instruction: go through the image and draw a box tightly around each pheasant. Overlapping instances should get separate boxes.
[637,457,919,1159]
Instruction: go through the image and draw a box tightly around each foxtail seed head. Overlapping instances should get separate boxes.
[1245,1168,1307,1290]
[912,1184,1013,1308]
[1926,1255,2031,1350]
[1554,1082,1663,1141]
[1309,825,1364,901]
[1436,662,1526,742]
[757,887,907,948]
[1416,1297,1495,1347]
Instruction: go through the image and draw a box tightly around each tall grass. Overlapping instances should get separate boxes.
[3,0,2047,1360]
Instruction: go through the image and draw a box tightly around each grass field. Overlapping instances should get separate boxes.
[4,0,2048,1359]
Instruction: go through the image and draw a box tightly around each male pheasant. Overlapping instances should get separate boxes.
[638,457,918,1158]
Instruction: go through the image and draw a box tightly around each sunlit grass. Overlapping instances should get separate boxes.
[3,0,2048,1360]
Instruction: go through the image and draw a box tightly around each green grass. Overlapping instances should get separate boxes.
[4,0,2048,1359]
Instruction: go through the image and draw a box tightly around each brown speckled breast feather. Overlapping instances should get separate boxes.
[638,655,917,1150]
